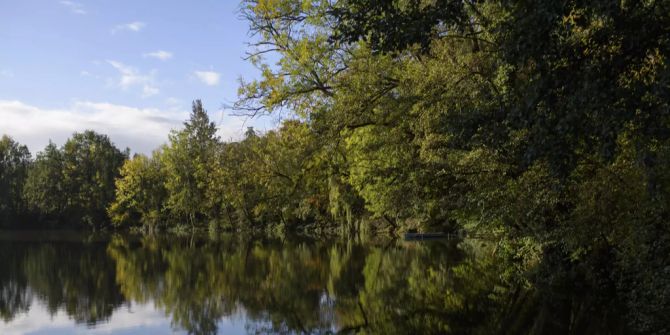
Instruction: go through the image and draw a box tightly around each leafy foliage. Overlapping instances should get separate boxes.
[0,136,31,227]
[108,150,167,229]
[22,131,127,228]
[161,100,221,227]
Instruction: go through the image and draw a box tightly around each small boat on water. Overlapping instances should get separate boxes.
[403,232,447,240]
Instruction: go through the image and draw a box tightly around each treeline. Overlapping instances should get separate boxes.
[108,100,341,232]
[0,132,126,228]
[0,102,339,232]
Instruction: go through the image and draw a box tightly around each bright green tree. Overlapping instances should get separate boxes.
[108,149,167,230]
[163,100,221,227]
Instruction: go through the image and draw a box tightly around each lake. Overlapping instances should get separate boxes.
[0,231,625,334]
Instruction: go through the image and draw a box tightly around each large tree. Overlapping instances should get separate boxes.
[237,1,670,331]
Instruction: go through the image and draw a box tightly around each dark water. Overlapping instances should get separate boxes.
[0,231,624,334]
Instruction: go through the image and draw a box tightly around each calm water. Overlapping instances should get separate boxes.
[0,231,624,334]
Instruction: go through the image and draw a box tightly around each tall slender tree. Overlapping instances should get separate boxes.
[163,100,221,227]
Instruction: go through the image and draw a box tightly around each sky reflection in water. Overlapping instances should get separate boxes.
[0,232,623,335]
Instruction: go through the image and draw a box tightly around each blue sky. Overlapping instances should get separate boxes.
[0,0,274,154]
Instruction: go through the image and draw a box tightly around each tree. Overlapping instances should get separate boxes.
[237,1,670,331]
[0,135,31,227]
[60,131,127,226]
[108,149,167,230]
[23,141,64,224]
[163,100,221,227]
[331,0,469,53]
[24,132,127,227]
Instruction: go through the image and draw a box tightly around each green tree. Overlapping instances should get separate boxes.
[24,131,127,227]
[0,135,31,227]
[23,141,65,224]
[163,100,221,227]
[237,1,670,331]
[60,131,127,226]
[108,149,167,230]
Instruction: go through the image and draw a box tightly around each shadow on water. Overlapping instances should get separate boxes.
[0,231,628,334]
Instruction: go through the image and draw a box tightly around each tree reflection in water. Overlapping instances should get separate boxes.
[0,232,626,334]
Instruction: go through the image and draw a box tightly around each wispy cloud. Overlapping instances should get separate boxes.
[142,85,160,97]
[165,97,181,106]
[79,70,103,80]
[112,21,146,34]
[0,69,13,78]
[107,60,159,97]
[59,0,86,15]
[194,71,220,86]
[143,50,173,61]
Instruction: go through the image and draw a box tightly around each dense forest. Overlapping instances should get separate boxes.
[1,0,669,332]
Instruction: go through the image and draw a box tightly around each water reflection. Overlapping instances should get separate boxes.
[0,232,623,334]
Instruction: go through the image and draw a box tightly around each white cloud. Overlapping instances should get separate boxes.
[194,71,220,86]
[215,111,249,142]
[107,60,159,97]
[0,300,178,335]
[112,21,146,34]
[143,50,173,61]
[59,0,86,14]
[0,100,251,155]
[0,100,184,154]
